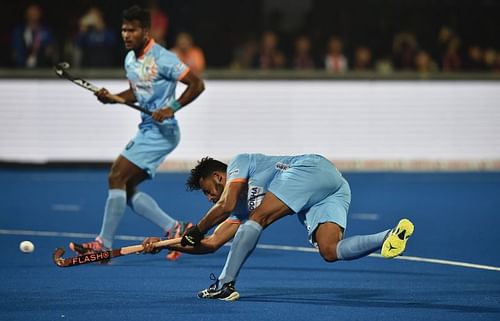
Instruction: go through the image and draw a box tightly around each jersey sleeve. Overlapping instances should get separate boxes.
[227,153,251,183]
[158,51,190,81]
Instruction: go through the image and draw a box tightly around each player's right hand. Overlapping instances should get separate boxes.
[142,237,163,254]
[181,225,205,247]
[95,88,115,104]
[152,107,174,122]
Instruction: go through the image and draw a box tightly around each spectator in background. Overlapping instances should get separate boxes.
[11,3,56,68]
[441,37,461,72]
[352,46,373,71]
[483,48,497,72]
[414,50,438,75]
[150,2,168,47]
[230,36,258,70]
[463,45,485,71]
[171,32,206,75]
[493,54,500,74]
[324,36,348,73]
[435,26,455,68]
[251,31,286,70]
[392,32,418,70]
[290,35,315,70]
[75,7,118,67]
[374,57,394,74]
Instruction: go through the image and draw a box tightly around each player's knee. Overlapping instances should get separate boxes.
[125,186,138,200]
[250,215,268,228]
[319,244,339,263]
[108,170,127,187]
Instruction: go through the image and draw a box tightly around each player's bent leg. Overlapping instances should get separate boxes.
[314,222,344,262]
[381,218,414,258]
[108,155,146,189]
[249,192,292,228]
[216,193,292,289]
[84,156,144,252]
[119,156,191,261]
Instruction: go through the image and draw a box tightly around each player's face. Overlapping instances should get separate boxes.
[199,173,226,204]
[121,20,149,50]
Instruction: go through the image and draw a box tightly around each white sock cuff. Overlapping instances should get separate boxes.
[245,220,263,232]
[108,189,126,198]
[336,240,344,260]
[129,191,146,204]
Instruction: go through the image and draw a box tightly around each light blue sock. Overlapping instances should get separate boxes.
[336,230,390,260]
[219,220,263,285]
[129,192,177,232]
[98,189,127,248]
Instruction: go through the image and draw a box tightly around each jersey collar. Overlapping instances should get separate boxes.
[137,38,155,59]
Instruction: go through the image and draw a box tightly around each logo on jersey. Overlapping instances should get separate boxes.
[132,56,158,96]
[140,56,158,81]
[125,140,135,150]
[228,168,239,178]
[275,162,290,171]
[248,185,265,211]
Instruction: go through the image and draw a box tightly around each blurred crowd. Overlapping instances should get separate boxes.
[229,29,500,74]
[4,2,500,74]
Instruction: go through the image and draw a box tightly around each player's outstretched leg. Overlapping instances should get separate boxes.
[381,218,414,258]
[197,274,240,301]
[165,221,193,261]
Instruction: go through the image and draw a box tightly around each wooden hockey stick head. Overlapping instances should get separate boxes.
[52,247,112,267]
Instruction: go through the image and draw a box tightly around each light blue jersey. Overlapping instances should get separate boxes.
[124,39,189,130]
[226,153,302,221]
[121,40,189,177]
[227,153,351,245]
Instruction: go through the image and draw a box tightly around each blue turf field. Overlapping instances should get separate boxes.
[1,169,499,321]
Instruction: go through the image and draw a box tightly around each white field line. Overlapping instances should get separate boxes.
[350,213,380,221]
[254,243,500,272]
[2,228,499,272]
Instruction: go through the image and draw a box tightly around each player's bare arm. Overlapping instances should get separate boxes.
[143,220,240,255]
[95,83,136,105]
[181,180,245,247]
[115,86,137,103]
[197,180,245,233]
[176,70,205,106]
[152,70,205,122]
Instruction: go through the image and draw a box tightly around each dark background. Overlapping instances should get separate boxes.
[1,0,499,68]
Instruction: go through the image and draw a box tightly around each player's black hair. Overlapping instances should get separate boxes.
[122,5,151,28]
[186,157,228,191]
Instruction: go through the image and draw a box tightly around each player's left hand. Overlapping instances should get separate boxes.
[142,237,163,254]
[181,225,205,247]
[152,107,174,122]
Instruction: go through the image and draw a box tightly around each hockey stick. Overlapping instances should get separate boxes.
[52,237,181,267]
[53,62,152,115]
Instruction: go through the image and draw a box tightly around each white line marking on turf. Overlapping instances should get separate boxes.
[0,229,144,241]
[350,213,380,221]
[2,229,499,272]
[51,204,81,212]
[256,244,500,272]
